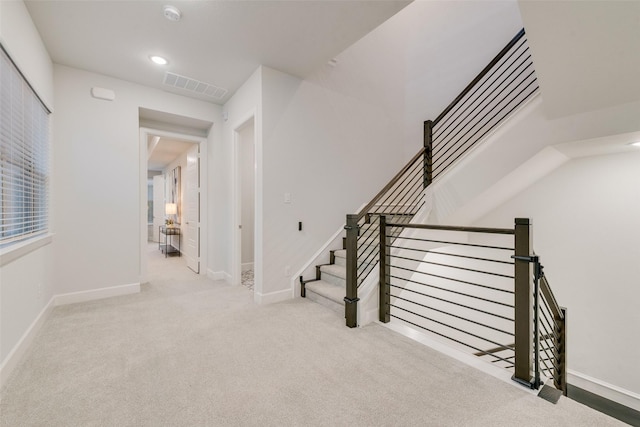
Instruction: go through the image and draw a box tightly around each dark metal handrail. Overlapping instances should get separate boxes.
[387,222,515,235]
[355,147,427,221]
[433,29,526,126]
[431,31,538,180]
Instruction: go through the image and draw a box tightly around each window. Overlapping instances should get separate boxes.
[0,45,51,247]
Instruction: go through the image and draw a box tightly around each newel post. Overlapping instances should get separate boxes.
[423,120,433,189]
[379,215,390,323]
[513,218,533,387]
[344,214,359,328]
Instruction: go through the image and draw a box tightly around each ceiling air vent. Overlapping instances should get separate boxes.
[163,72,228,100]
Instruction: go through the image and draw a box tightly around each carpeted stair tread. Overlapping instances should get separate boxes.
[319,264,346,280]
[305,280,345,304]
[333,249,346,259]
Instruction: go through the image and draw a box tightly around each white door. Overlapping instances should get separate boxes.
[152,175,165,242]
[184,144,200,273]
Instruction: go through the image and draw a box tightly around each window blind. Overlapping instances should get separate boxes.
[0,45,50,246]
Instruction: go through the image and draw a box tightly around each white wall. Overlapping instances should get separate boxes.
[218,67,262,283]
[212,1,526,302]
[239,123,255,267]
[399,0,523,157]
[428,96,640,226]
[474,150,640,404]
[0,0,54,380]
[0,0,53,109]
[53,65,221,295]
[258,65,409,300]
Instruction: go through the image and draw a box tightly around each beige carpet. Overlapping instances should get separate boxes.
[0,245,624,426]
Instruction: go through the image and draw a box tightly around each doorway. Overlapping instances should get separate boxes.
[140,127,207,284]
[233,117,256,290]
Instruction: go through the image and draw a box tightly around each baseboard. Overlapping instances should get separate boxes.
[207,269,225,281]
[254,288,291,305]
[568,370,640,413]
[1,282,141,390]
[382,320,538,396]
[568,383,640,426]
[54,283,140,306]
[0,296,55,391]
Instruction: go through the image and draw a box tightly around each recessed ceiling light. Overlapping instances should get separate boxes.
[150,55,168,65]
[163,5,181,22]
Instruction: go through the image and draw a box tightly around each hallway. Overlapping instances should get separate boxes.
[0,248,623,426]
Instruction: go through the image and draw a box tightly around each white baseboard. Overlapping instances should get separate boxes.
[1,282,141,390]
[54,283,140,306]
[382,321,539,396]
[207,269,225,281]
[254,288,291,305]
[568,370,640,412]
[0,296,56,391]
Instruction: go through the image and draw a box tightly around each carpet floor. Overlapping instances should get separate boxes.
[0,245,624,426]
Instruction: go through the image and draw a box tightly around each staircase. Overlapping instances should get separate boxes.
[301,216,406,315]
[298,29,568,396]
[301,243,347,314]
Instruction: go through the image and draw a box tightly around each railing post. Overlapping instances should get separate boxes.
[423,120,433,188]
[379,215,390,323]
[344,214,359,328]
[513,218,533,387]
[557,307,568,395]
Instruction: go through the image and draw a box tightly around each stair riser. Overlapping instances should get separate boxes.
[334,256,346,267]
[306,289,344,315]
[320,271,345,288]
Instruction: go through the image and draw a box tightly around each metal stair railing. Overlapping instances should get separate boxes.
[377,216,567,394]
[345,28,539,328]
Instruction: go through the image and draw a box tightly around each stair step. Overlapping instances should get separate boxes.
[305,280,344,314]
[319,264,346,287]
[333,249,346,266]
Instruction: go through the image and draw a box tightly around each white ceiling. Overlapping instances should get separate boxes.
[25,0,411,104]
[147,136,195,171]
[519,0,640,119]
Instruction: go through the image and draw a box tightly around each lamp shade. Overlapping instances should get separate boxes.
[165,203,177,215]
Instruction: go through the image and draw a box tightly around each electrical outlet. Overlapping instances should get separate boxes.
[284,265,291,277]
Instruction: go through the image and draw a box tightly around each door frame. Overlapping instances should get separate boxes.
[232,112,257,291]
[139,127,207,283]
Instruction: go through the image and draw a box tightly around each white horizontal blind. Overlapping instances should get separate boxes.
[0,46,50,246]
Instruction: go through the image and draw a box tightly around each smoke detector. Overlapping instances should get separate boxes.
[163,5,181,22]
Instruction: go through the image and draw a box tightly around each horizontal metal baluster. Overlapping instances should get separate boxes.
[389,283,514,321]
[391,253,514,278]
[389,271,514,303]
[388,245,514,265]
[392,304,514,352]
[433,80,538,178]
[432,36,529,136]
[433,65,536,169]
[390,293,514,336]
[391,235,514,251]
[433,43,531,149]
